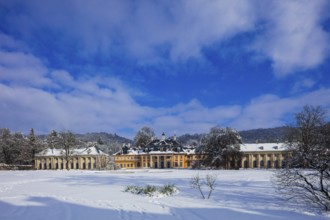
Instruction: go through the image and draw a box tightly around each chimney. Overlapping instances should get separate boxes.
[161,132,165,141]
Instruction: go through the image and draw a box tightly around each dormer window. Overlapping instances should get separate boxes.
[259,146,264,150]
[273,146,278,149]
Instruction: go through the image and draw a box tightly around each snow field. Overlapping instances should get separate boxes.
[0,169,328,220]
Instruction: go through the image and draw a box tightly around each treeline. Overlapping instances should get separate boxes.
[0,128,44,165]
[0,129,132,165]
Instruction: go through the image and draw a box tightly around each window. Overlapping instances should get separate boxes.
[260,160,264,168]
[244,160,248,168]
[267,160,271,168]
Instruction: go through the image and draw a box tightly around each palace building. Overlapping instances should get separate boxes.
[34,146,109,170]
[114,133,201,169]
[114,133,289,169]
[240,143,289,169]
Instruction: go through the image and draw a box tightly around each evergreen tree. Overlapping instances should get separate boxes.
[199,126,242,169]
[0,129,21,164]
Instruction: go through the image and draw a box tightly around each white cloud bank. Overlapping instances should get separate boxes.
[1,34,330,137]
[1,0,329,75]
[1,1,330,137]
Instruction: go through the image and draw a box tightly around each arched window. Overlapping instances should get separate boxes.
[260,160,264,168]
[244,160,248,168]
[267,160,271,168]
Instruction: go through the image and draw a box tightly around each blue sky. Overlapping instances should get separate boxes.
[0,0,330,138]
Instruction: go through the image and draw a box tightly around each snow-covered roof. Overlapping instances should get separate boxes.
[240,143,288,152]
[114,147,196,156]
[36,146,108,157]
[114,143,288,156]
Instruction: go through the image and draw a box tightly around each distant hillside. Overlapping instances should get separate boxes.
[239,126,290,143]
[76,132,133,155]
[176,133,205,146]
[176,126,290,145]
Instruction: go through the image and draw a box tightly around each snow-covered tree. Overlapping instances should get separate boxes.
[46,130,60,149]
[275,105,330,211]
[134,126,156,148]
[25,128,44,164]
[0,128,17,164]
[199,126,242,169]
[56,131,79,170]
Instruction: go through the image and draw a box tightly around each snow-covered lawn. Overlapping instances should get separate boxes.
[0,169,328,220]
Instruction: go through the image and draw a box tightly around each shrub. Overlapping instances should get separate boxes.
[159,183,176,196]
[124,185,144,194]
[124,184,177,197]
[143,185,157,196]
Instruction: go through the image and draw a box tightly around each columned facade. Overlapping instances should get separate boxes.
[35,146,109,170]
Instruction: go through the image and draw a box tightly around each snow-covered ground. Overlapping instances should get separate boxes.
[0,169,328,220]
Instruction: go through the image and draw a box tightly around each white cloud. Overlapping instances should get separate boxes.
[253,0,330,76]
[291,78,316,93]
[0,50,51,87]
[231,88,330,130]
[2,0,329,74]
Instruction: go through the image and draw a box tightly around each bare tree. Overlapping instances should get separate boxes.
[274,105,330,211]
[190,173,205,199]
[134,126,156,148]
[190,173,217,199]
[57,131,79,170]
[205,174,217,199]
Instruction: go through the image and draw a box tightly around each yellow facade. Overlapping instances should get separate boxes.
[240,151,289,169]
[114,153,201,169]
[114,151,288,169]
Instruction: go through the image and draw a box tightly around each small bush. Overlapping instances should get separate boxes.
[124,185,144,194]
[124,184,177,197]
[143,185,157,196]
[159,183,176,196]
